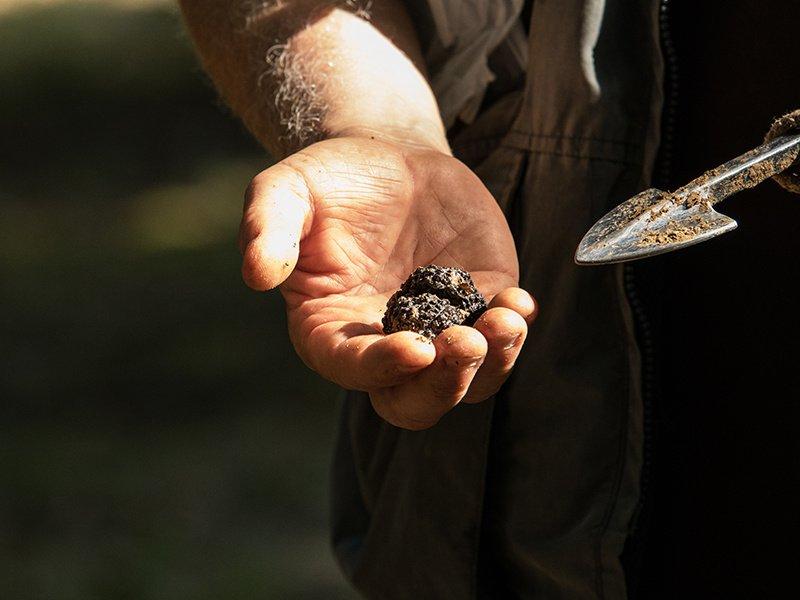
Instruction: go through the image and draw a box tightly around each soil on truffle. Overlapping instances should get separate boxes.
[382,265,488,339]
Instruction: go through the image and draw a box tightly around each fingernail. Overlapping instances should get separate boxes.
[502,334,522,351]
[445,356,484,369]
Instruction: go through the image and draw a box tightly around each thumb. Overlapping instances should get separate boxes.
[239,163,313,291]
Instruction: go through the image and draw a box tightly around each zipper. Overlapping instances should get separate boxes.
[657,0,680,190]
[622,0,678,594]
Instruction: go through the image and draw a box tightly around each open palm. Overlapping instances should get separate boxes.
[240,137,536,429]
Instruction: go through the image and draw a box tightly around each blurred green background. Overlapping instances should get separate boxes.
[0,1,357,598]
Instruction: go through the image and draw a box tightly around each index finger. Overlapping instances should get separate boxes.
[301,320,437,390]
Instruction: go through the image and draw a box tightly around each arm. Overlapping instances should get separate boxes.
[179,0,537,429]
[178,0,449,157]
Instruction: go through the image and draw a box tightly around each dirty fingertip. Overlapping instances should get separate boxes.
[380,331,437,369]
[434,325,488,365]
[474,307,527,347]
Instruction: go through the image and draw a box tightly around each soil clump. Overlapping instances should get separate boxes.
[382,265,488,339]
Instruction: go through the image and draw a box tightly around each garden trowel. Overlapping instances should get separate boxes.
[575,133,800,265]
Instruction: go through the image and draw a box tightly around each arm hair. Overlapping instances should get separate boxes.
[178,0,444,158]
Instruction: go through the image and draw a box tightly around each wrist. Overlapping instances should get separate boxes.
[291,7,451,156]
[328,123,451,156]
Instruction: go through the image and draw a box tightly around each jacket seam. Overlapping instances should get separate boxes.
[510,130,644,148]
[592,265,633,600]
[455,133,645,167]
[526,148,641,168]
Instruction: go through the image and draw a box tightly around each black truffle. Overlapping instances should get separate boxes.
[382,265,488,339]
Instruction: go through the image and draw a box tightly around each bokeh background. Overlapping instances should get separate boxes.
[0,1,357,597]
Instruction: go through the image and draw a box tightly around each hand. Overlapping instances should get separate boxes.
[240,136,537,430]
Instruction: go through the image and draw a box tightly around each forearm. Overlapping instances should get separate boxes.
[178,0,449,158]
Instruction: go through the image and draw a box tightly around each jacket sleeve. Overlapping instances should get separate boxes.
[402,0,527,127]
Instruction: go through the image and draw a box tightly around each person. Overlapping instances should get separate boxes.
[178,1,800,598]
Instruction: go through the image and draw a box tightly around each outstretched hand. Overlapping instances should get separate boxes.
[240,137,536,429]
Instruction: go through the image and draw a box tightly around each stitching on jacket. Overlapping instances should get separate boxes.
[511,130,644,148]
[503,130,644,166]
[593,264,634,599]
[526,148,641,167]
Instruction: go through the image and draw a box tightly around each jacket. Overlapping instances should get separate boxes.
[331,1,800,597]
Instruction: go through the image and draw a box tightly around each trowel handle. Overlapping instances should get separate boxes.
[673,134,800,206]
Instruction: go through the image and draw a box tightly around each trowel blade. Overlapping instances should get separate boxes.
[575,188,737,265]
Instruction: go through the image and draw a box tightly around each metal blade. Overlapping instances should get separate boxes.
[575,189,737,264]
